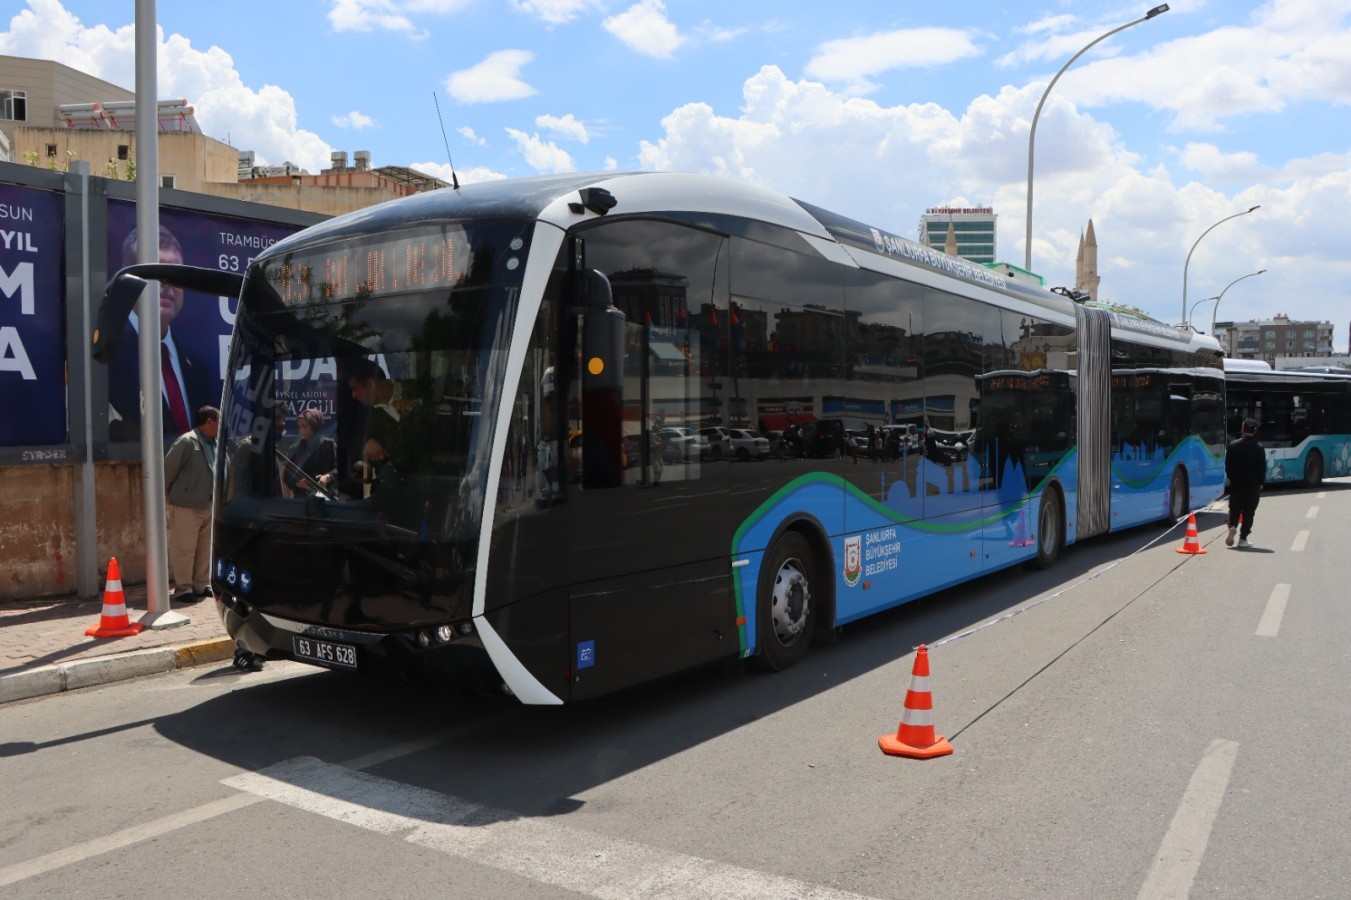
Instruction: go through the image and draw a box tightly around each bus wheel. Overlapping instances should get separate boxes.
[1164,468,1189,526]
[1304,450,1323,487]
[1030,488,1062,570]
[755,531,816,671]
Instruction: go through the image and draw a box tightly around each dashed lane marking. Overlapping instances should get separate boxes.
[1306,506,1319,519]
[225,756,884,900]
[1136,739,1239,900]
[1255,584,1291,638]
[1291,531,1310,552]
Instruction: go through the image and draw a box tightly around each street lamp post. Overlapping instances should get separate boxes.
[1024,4,1170,273]
[1189,295,1221,328]
[1210,269,1267,336]
[1180,205,1260,327]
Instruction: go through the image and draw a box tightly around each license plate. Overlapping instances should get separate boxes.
[292,635,358,670]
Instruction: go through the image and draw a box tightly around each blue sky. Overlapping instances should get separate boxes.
[5,0,1351,348]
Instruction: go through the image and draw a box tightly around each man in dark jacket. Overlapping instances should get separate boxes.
[1225,417,1266,548]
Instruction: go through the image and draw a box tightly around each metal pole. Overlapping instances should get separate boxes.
[1189,296,1219,328]
[73,161,99,598]
[135,0,188,628]
[1211,269,1266,335]
[1180,205,1260,327]
[1025,5,1170,273]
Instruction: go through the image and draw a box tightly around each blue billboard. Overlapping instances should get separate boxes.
[0,184,66,447]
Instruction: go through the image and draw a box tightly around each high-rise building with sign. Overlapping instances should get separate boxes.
[918,206,996,264]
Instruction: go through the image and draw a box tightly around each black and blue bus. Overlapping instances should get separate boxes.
[99,172,1227,703]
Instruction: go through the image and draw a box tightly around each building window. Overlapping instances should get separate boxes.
[117,145,129,161]
[0,89,26,121]
[160,175,175,189]
[46,143,57,158]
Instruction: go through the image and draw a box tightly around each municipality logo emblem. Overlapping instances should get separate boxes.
[844,535,862,587]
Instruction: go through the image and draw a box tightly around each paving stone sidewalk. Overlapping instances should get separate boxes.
[0,584,234,704]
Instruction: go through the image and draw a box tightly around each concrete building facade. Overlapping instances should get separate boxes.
[918,206,996,264]
[1215,315,1336,364]
[1,53,447,217]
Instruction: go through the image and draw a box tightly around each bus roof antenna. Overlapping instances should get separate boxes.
[432,90,460,190]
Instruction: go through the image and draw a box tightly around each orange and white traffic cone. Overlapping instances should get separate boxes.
[85,557,145,638]
[1175,513,1207,555]
[879,644,953,759]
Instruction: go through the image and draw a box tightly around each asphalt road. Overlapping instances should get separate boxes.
[2,478,1348,899]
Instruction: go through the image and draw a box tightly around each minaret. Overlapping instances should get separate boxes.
[1075,219,1100,301]
[944,220,959,256]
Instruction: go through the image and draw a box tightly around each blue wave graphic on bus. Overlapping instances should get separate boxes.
[729,458,1067,658]
[1263,435,1351,483]
[730,435,1223,657]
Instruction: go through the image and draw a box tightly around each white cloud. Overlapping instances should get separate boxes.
[805,28,982,94]
[536,113,589,143]
[505,128,574,173]
[403,0,472,11]
[997,0,1351,132]
[409,160,507,184]
[603,0,685,59]
[509,0,601,25]
[331,110,376,130]
[1178,143,1266,184]
[604,156,618,171]
[0,6,335,172]
[447,50,537,103]
[327,0,419,35]
[697,21,747,43]
[458,126,487,146]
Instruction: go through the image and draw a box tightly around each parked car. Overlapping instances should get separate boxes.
[658,426,707,462]
[879,423,921,455]
[699,426,733,459]
[801,418,847,458]
[726,428,770,460]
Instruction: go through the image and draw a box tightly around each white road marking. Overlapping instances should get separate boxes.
[1137,739,1239,900]
[1255,584,1291,637]
[1291,531,1309,552]
[0,794,262,888]
[0,713,512,888]
[1306,506,1319,519]
[226,756,883,900]
[1317,491,1327,499]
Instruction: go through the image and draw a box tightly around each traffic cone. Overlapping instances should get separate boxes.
[85,557,145,638]
[879,644,953,759]
[1175,513,1207,555]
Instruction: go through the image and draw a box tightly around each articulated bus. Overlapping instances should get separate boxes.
[98,172,1226,703]
[1223,359,1351,486]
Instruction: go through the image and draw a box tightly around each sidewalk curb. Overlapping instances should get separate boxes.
[0,637,235,705]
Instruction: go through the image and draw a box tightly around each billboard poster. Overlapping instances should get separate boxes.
[0,184,66,447]
[105,200,307,443]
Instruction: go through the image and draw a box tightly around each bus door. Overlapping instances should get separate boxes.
[556,224,738,700]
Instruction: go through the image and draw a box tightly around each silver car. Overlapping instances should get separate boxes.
[726,428,770,461]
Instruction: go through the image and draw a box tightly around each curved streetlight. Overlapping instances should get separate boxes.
[1189,295,1221,329]
[1024,4,1170,272]
[1211,269,1267,336]
[1181,205,1260,326]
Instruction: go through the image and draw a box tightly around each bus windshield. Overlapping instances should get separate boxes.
[214,219,532,625]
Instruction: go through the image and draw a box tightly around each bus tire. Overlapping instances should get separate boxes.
[1030,487,1063,571]
[1305,450,1324,487]
[1163,467,1189,526]
[754,530,816,672]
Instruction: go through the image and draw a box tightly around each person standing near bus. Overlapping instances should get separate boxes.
[1225,417,1266,548]
[164,405,219,601]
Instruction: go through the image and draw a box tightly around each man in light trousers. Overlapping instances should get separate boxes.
[164,405,219,601]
